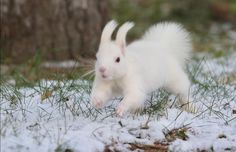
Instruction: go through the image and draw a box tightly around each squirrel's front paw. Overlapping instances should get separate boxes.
[116,102,128,117]
[91,96,104,109]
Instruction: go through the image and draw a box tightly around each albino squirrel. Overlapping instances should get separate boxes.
[90,20,196,116]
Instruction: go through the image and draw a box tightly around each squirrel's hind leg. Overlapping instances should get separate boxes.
[166,70,198,113]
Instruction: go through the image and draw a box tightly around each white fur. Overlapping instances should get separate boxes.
[90,20,196,116]
[100,20,118,43]
[116,22,134,48]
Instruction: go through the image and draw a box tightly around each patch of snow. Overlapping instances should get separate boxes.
[42,60,80,69]
[1,54,236,152]
[202,53,236,77]
[228,30,236,41]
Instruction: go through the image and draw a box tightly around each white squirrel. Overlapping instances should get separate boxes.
[90,20,196,116]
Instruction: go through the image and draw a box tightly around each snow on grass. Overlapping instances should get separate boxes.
[201,53,236,78]
[1,54,236,152]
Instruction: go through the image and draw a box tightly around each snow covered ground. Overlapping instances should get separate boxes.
[1,53,236,152]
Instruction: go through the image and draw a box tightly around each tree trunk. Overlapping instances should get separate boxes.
[1,0,109,63]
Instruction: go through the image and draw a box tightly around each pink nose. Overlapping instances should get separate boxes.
[99,67,106,73]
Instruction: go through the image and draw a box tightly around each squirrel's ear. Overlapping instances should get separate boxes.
[100,20,118,43]
[116,22,134,54]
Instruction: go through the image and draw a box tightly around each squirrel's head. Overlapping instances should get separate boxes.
[95,20,134,81]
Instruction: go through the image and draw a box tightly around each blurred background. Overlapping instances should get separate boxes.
[1,0,236,84]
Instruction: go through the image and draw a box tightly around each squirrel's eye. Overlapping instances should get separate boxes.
[115,57,120,63]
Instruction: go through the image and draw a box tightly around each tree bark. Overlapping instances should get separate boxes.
[1,0,109,63]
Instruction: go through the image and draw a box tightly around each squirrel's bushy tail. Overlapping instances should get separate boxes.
[142,22,191,66]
